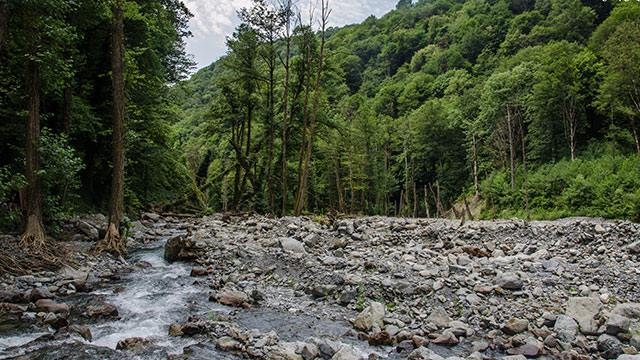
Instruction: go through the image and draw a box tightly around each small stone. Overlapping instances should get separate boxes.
[216,336,241,351]
[503,318,529,335]
[554,315,578,342]
[169,324,183,337]
[190,267,208,277]
[331,345,360,360]
[214,290,251,308]
[427,306,452,328]
[408,347,445,360]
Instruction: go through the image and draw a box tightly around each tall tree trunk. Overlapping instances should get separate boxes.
[267,49,275,212]
[423,185,430,218]
[0,0,7,52]
[279,0,293,216]
[519,115,530,220]
[294,2,330,215]
[21,62,46,248]
[630,117,639,155]
[96,1,126,256]
[506,105,516,191]
[333,152,344,212]
[472,133,479,197]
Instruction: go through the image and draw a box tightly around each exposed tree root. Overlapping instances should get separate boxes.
[1,227,70,276]
[20,214,46,250]
[94,222,127,257]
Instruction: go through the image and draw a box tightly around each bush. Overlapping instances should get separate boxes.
[0,166,26,231]
[40,128,85,228]
[480,148,640,221]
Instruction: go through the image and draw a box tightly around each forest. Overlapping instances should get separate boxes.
[1,0,640,254]
[173,0,640,221]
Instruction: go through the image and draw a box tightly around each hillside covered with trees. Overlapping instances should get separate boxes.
[173,0,640,221]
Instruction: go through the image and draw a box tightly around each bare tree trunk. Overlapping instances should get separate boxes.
[472,133,479,197]
[294,1,330,215]
[266,39,275,213]
[463,197,473,220]
[412,181,417,218]
[506,105,516,191]
[21,62,46,248]
[0,0,7,53]
[96,2,126,256]
[348,148,355,213]
[519,112,530,220]
[630,117,640,155]
[279,0,292,216]
[423,185,430,218]
[333,152,344,212]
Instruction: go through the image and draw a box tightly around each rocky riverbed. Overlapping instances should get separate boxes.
[1,214,640,359]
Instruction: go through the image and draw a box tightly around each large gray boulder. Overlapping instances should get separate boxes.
[565,297,602,335]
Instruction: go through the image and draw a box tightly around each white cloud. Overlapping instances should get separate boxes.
[185,0,397,70]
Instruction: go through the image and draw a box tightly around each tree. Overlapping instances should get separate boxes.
[596,17,640,153]
[96,0,127,256]
[0,0,7,52]
[294,0,331,215]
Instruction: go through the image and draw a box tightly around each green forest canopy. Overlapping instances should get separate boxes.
[1,0,639,236]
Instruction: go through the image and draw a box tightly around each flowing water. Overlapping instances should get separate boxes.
[0,232,401,359]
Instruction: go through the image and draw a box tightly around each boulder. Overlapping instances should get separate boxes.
[30,287,54,302]
[554,315,578,342]
[213,290,251,308]
[597,334,623,359]
[116,337,151,351]
[85,303,118,319]
[628,241,640,254]
[35,299,69,315]
[164,235,199,263]
[331,345,360,360]
[279,237,306,254]
[566,297,602,335]
[502,318,529,335]
[77,221,99,240]
[68,324,92,341]
[353,302,385,331]
[495,272,523,290]
[612,303,640,319]
[605,313,631,335]
[216,336,241,352]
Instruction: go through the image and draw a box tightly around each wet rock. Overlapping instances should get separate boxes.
[85,302,118,319]
[353,301,385,331]
[331,345,360,360]
[169,323,183,337]
[216,336,241,352]
[310,284,337,299]
[190,267,208,277]
[213,290,251,308]
[43,312,69,329]
[367,331,393,346]
[35,299,69,314]
[116,337,151,351]
[68,324,92,341]
[566,297,602,335]
[408,347,445,360]
[503,318,529,335]
[30,287,54,301]
[279,237,306,254]
[164,235,199,262]
[598,334,623,359]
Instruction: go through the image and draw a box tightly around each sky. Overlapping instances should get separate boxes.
[183,0,398,71]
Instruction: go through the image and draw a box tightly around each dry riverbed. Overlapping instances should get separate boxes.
[1,214,640,359]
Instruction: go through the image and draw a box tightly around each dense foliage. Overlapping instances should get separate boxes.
[0,0,193,232]
[172,0,640,221]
